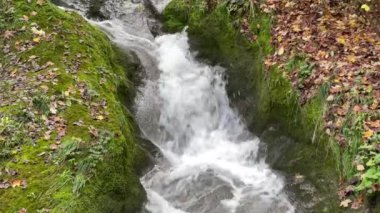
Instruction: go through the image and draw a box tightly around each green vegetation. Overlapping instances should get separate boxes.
[164,0,380,209]
[0,0,148,212]
[163,0,342,210]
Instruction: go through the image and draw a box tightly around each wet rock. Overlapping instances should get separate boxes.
[87,0,108,20]
[186,185,234,213]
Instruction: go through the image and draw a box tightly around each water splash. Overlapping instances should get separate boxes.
[141,31,295,213]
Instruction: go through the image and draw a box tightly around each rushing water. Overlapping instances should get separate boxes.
[140,31,294,213]
[55,0,300,212]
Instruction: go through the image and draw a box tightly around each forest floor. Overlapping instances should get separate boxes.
[256,0,380,209]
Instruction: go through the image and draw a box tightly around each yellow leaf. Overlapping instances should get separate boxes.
[357,164,365,171]
[277,35,283,42]
[292,24,301,32]
[33,37,41,43]
[40,85,49,91]
[96,115,104,120]
[278,47,285,55]
[340,199,352,207]
[347,55,357,63]
[336,36,346,45]
[361,4,370,12]
[363,130,374,139]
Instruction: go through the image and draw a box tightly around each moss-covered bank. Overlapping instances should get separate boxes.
[0,1,149,212]
[163,0,346,211]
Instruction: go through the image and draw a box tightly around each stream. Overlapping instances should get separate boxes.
[53,0,339,212]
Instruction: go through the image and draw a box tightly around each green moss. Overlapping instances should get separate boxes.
[0,1,149,212]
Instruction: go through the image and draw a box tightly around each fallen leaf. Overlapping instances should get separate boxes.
[49,106,57,114]
[33,37,41,43]
[353,105,361,112]
[36,0,45,6]
[0,182,10,189]
[3,30,15,39]
[340,199,352,207]
[366,120,380,128]
[363,130,374,140]
[361,4,370,12]
[31,27,45,36]
[22,15,29,22]
[11,179,22,188]
[357,164,365,171]
[50,144,58,150]
[326,95,334,102]
[337,36,346,45]
[278,46,285,55]
[96,115,104,120]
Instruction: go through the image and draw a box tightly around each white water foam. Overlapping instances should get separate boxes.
[141,31,295,213]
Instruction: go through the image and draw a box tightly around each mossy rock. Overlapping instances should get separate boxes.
[0,1,149,212]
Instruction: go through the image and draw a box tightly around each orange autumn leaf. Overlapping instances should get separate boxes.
[363,130,374,140]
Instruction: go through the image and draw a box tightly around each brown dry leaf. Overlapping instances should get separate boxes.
[3,30,15,39]
[366,120,380,128]
[50,144,58,150]
[353,105,361,112]
[11,179,22,188]
[292,24,301,32]
[351,199,362,209]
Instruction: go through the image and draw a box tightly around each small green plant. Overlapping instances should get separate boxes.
[226,0,251,17]
[354,132,380,194]
[0,115,31,160]
[285,55,315,79]
[72,173,88,195]
[56,137,82,164]
[32,95,50,115]
[54,131,112,195]
[0,116,12,135]
[299,62,315,78]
